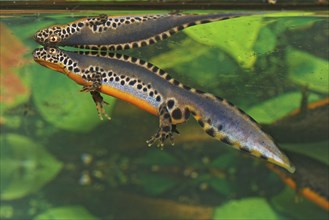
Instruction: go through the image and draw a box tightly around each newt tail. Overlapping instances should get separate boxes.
[33,47,295,173]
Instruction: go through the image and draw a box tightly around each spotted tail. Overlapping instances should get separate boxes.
[184,90,295,173]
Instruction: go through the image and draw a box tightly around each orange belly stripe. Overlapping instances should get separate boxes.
[65,69,159,116]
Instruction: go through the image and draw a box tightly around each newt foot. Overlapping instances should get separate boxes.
[90,91,111,120]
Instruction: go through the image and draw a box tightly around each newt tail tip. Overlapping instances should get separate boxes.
[287,164,296,174]
[269,156,296,173]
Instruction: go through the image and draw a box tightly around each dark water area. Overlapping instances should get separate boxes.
[0,2,328,219]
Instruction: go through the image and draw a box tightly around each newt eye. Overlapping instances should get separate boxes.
[49,34,61,43]
[47,47,59,55]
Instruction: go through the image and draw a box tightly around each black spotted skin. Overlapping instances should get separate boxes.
[34,12,256,49]
[33,47,295,173]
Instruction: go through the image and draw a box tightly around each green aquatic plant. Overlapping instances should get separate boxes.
[0,134,63,200]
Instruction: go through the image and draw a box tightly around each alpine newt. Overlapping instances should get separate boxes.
[34,12,256,50]
[32,47,295,173]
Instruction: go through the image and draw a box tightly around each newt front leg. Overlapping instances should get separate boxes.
[90,91,111,120]
[80,69,111,120]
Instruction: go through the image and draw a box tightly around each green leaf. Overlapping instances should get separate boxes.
[253,27,277,54]
[0,134,63,200]
[136,149,179,166]
[287,48,329,93]
[34,206,99,220]
[210,153,235,169]
[213,197,278,219]
[271,187,328,220]
[208,178,232,196]
[0,205,14,219]
[137,173,178,196]
[247,92,320,124]
[30,64,115,132]
[172,48,240,93]
[269,16,322,35]
[150,38,210,69]
[185,15,264,69]
[281,141,329,166]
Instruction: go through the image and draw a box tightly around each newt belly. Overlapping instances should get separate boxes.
[33,47,295,173]
[34,12,256,50]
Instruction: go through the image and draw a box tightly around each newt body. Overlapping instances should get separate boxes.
[34,13,254,49]
[33,47,295,173]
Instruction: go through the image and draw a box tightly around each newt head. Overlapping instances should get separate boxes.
[33,47,90,86]
[32,47,66,73]
[34,26,64,46]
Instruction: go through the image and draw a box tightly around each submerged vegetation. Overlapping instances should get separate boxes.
[0,11,328,219]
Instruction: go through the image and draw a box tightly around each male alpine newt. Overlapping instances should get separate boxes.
[32,47,295,173]
[34,12,255,50]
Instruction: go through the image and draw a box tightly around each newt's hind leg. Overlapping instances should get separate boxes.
[146,103,178,147]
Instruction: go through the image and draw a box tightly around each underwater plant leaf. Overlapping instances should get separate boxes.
[213,197,278,219]
[281,141,329,166]
[208,178,232,196]
[287,48,329,93]
[34,206,99,220]
[0,205,14,219]
[253,27,277,55]
[247,92,320,124]
[269,16,322,35]
[150,38,210,69]
[172,48,240,93]
[0,24,30,112]
[0,134,63,200]
[271,187,328,219]
[31,64,115,132]
[135,149,179,166]
[136,173,178,196]
[210,153,235,169]
[185,15,263,69]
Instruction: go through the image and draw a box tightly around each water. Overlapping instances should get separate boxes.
[1,5,328,220]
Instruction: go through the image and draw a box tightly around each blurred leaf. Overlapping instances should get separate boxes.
[247,92,320,124]
[30,64,115,132]
[137,173,178,196]
[213,197,278,219]
[34,206,98,220]
[150,38,210,69]
[172,48,240,92]
[185,16,263,69]
[287,48,329,93]
[269,16,322,35]
[281,141,329,166]
[0,134,63,200]
[253,27,277,54]
[136,149,179,166]
[0,23,30,112]
[208,178,232,196]
[0,205,14,219]
[210,153,235,169]
[271,187,328,219]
